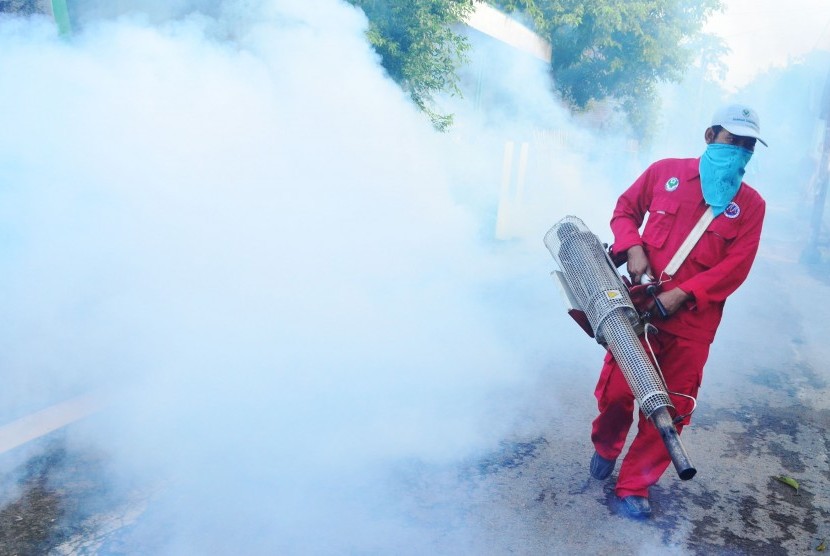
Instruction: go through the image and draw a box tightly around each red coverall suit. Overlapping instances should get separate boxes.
[592,157,765,499]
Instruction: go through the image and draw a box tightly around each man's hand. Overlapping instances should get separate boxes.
[652,287,692,316]
[626,245,653,285]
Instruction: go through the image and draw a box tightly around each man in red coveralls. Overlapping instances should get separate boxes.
[589,104,767,518]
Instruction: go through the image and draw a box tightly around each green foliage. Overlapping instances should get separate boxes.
[490,0,723,137]
[347,0,475,131]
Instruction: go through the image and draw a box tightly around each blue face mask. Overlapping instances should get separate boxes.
[699,143,753,216]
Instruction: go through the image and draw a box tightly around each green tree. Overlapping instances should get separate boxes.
[346,0,475,131]
[491,0,723,137]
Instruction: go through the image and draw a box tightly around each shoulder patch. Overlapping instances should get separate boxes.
[724,202,740,219]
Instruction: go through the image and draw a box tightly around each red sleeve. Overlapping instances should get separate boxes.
[609,163,656,254]
[678,198,765,306]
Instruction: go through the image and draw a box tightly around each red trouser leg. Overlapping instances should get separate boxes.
[591,332,709,498]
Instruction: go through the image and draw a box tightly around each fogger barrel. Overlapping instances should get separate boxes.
[544,216,696,480]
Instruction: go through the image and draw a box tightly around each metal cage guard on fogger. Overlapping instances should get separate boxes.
[544,216,696,481]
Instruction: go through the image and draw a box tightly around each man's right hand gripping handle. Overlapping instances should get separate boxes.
[625,245,654,286]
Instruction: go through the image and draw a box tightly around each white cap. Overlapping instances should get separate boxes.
[711,104,767,147]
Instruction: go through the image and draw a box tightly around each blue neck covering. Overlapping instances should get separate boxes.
[699,143,753,215]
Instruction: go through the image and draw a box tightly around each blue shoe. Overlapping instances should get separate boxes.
[620,495,652,518]
[589,451,616,480]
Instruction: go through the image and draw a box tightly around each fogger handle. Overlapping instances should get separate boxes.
[640,275,669,320]
[646,285,670,319]
[651,407,696,480]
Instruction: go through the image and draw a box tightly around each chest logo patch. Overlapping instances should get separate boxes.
[724,202,741,219]
[665,177,679,191]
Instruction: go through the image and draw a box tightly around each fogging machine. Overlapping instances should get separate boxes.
[544,216,696,481]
